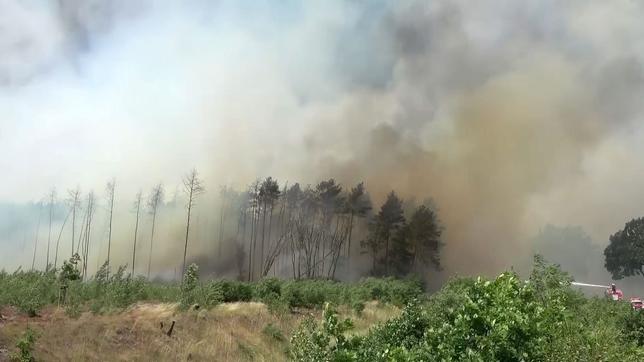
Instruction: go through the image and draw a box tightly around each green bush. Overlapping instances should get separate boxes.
[0,263,424,317]
[0,270,57,316]
[180,263,200,308]
[219,280,252,302]
[623,306,644,346]
[10,327,37,362]
[290,259,644,362]
[290,303,354,361]
[253,277,282,300]
[262,323,285,342]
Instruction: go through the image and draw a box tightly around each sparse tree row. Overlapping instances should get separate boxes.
[27,171,444,282]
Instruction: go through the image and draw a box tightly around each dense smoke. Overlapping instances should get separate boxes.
[3,1,644,285]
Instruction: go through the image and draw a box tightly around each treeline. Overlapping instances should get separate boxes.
[23,170,444,282]
[215,177,443,281]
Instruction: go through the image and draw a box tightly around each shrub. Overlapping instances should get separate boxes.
[262,323,285,342]
[623,308,644,346]
[199,281,224,307]
[253,278,282,300]
[290,259,644,362]
[219,280,252,302]
[351,300,365,316]
[290,303,354,361]
[180,263,199,308]
[10,328,37,362]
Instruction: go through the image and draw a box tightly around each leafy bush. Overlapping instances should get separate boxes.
[290,259,644,362]
[0,270,57,316]
[218,280,252,302]
[623,307,644,346]
[10,328,37,362]
[290,303,354,361]
[199,281,224,307]
[253,277,282,300]
[180,263,200,308]
[262,323,285,342]
[0,260,424,319]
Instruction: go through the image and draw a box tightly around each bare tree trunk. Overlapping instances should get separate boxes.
[252,204,260,280]
[247,208,253,281]
[132,192,142,276]
[238,208,248,279]
[75,205,87,256]
[347,212,354,258]
[82,194,95,280]
[69,187,80,258]
[260,199,267,277]
[181,169,204,282]
[148,209,157,279]
[53,208,72,269]
[31,203,43,271]
[218,190,226,258]
[182,195,193,280]
[106,179,116,273]
[385,234,390,276]
[147,184,164,280]
[46,190,55,271]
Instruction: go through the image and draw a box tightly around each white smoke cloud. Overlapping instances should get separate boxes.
[2,1,644,282]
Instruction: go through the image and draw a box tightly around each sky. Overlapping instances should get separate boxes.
[3,0,644,285]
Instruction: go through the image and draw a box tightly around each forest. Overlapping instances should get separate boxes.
[13,171,443,285]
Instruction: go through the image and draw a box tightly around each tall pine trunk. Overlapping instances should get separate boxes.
[31,204,43,271]
[132,195,142,276]
[181,188,194,281]
[147,209,157,279]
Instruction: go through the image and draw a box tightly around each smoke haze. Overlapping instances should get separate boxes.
[3,1,644,286]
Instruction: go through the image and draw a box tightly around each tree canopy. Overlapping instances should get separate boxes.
[604,217,644,279]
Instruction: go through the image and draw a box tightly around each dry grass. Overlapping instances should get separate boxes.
[0,302,399,361]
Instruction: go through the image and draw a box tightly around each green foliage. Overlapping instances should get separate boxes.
[10,328,37,362]
[236,341,255,360]
[604,216,644,279]
[365,191,406,276]
[219,280,253,302]
[351,300,365,316]
[623,307,644,346]
[0,262,421,320]
[59,253,81,285]
[290,303,355,361]
[290,258,644,362]
[263,323,285,342]
[351,277,424,307]
[0,270,57,316]
[180,263,200,308]
[199,281,225,306]
[253,277,282,301]
[405,205,443,270]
